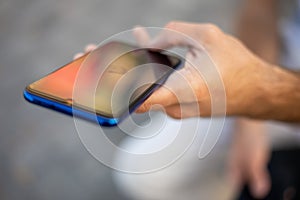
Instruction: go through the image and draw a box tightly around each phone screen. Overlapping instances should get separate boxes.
[26,42,181,118]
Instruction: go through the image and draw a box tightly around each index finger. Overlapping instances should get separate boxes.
[149,21,222,50]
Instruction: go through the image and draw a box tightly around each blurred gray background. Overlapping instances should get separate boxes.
[0,0,239,199]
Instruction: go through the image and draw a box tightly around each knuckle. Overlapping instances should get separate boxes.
[204,23,221,33]
[201,23,222,42]
[165,21,181,30]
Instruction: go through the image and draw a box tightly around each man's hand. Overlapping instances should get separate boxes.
[135,21,300,122]
[135,21,272,118]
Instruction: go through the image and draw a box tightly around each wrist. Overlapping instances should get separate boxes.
[246,62,279,119]
[226,58,269,117]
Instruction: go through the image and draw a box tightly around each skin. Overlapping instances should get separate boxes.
[229,119,270,198]
[129,22,273,198]
[228,0,280,198]
[133,21,300,122]
[76,14,299,198]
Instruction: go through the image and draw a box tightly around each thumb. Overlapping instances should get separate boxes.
[228,163,244,192]
[135,85,177,113]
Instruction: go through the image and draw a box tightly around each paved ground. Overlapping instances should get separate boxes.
[0,0,238,199]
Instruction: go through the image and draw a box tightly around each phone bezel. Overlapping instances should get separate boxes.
[23,43,182,126]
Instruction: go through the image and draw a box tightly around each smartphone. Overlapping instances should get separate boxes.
[24,41,182,126]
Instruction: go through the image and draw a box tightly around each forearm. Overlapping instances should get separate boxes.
[235,0,280,128]
[242,63,300,122]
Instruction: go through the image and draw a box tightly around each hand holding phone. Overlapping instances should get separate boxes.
[24,41,182,126]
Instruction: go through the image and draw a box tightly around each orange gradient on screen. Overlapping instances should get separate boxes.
[27,42,180,118]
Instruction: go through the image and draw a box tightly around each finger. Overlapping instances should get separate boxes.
[149,21,222,50]
[164,103,203,119]
[135,66,201,114]
[73,52,84,60]
[226,151,245,192]
[227,163,244,193]
[133,26,151,47]
[149,22,197,50]
[135,85,178,113]
[84,44,97,53]
[249,167,271,198]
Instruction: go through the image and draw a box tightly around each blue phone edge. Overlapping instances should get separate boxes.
[23,79,165,127]
[23,90,119,126]
[23,57,183,127]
